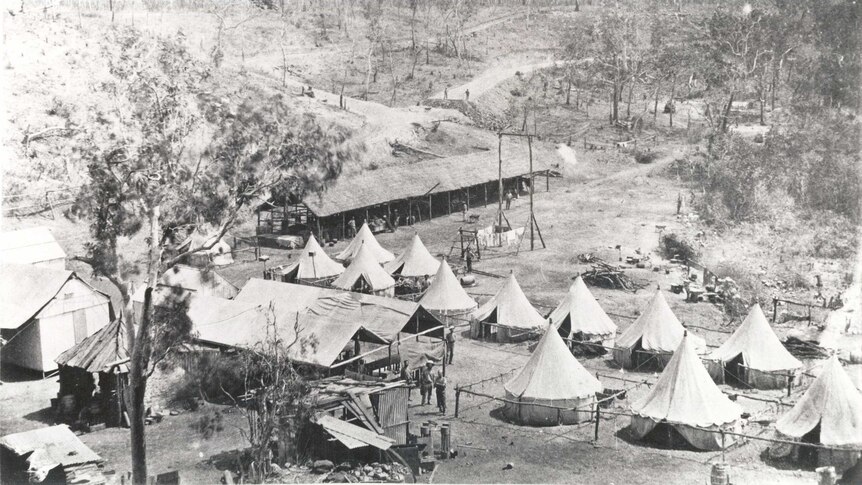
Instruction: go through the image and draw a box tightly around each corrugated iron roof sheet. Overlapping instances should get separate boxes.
[315,415,394,450]
[55,319,129,373]
[0,425,102,480]
[0,263,74,329]
[0,227,66,265]
[303,148,554,217]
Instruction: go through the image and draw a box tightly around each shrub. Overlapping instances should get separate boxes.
[634,149,660,164]
[659,233,699,262]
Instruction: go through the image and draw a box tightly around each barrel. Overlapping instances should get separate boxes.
[420,423,430,437]
[710,463,729,485]
[440,424,451,457]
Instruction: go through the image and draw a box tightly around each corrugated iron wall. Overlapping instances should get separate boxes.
[376,387,409,445]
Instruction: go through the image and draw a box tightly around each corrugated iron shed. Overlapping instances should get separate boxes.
[315,415,394,450]
[55,319,129,373]
[0,425,103,482]
[302,148,554,217]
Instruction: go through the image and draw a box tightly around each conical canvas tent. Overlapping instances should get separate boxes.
[331,244,396,297]
[706,304,802,389]
[629,333,742,451]
[547,276,617,352]
[613,291,705,370]
[273,235,345,283]
[504,325,603,425]
[384,234,440,278]
[420,260,477,314]
[336,222,394,264]
[771,356,862,472]
[471,273,545,342]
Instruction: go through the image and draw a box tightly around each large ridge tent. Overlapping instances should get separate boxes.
[504,325,603,425]
[420,259,478,315]
[771,356,862,472]
[271,234,345,284]
[613,291,705,371]
[629,333,742,451]
[336,222,395,264]
[0,263,112,373]
[547,276,617,353]
[384,234,440,278]
[331,244,396,297]
[471,272,545,343]
[705,304,802,389]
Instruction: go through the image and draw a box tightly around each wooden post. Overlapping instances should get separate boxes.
[447,191,451,215]
[720,429,726,462]
[484,184,488,207]
[594,404,600,441]
[772,298,778,323]
[365,208,370,226]
[787,374,792,397]
[455,387,461,417]
[342,213,346,240]
[546,170,549,192]
[428,194,432,220]
[466,186,470,209]
[497,134,503,232]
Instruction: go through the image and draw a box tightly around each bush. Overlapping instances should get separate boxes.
[634,149,661,164]
[173,353,247,406]
[659,233,699,262]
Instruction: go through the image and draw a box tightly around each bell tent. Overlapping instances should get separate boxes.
[629,333,742,451]
[706,304,802,389]
[331,243,396,297]
[504,325,603,425]
[613,290,705,370]
[273,234,344,283]
[471,272,545,342]
[336,222,394,264]
[420,259,478,315]
[547,276,617,352]
[384,234,440,278]
[771,356,862,472]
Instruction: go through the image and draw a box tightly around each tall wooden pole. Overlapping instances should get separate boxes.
[497,134,503,234]
[528,135,534,251]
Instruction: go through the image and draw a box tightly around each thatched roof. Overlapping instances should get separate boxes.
[303,148,555,217]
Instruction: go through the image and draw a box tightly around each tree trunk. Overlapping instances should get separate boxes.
[669,76,677,128]
[721,92,735,133]
[626,81,634,118]
[653,86,659,120]
[565,79,571,105]
[611,84,619,123]
[771,63,778,111]
[364,44,373,100]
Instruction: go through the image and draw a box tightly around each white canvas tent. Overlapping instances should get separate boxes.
[336,222,394,264]
[547,276,617,351]
[471,272,545,342]
[613,291,705,370]
[420,259,477,314]
[271,235,344,283]
[178,230,233,267]
[331,244,396,297]
[504,325,603,425]
[629,333,742,451]
[771,356,862,472]
[0,264,112,373]
[384,234,440,278]
[706,304,802,389]
[0,227,66,268]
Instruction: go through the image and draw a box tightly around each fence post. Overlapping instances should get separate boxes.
[772,298,778,323]
[594,404,600,441]
[454,387,461,418]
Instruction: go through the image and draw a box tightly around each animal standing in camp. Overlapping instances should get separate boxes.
[1,1,860,484]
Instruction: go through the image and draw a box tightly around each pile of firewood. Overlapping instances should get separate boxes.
[783,337,829,359]
[580,261,647,292]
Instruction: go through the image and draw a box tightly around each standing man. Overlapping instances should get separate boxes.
[445,327,455,365]
[504,190,513,210]
[676,192,683,215]
[393,208,401,230]
[400,360,413,401]
[420,362,434,405]
[347,217,357,238]
[444,86,449,100]
[461,202,468,222]
[465,246,474,273]
[465,88,470,102]
[434,366,447,414]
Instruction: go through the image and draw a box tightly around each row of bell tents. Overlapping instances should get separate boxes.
[287,223,807,392]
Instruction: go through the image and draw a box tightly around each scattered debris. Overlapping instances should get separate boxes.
[322,462,409,483]
[783,337,829,359]
[579,260,647,292]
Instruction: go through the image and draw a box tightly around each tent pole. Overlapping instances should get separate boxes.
[497,134,503,233]
[528,135,534,251]
[594,404,600,440]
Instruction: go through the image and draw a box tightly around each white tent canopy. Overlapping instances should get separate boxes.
[384,234,440,278]
[547,276,617,344]
[471,272,545,342]
[613,291,705,370]
[336,222,394,264]
[771,356,862,472]
[629,333,742,451]
[706,304,802,389]
[277,234,345,282]
[420,259,477,313]
[331,243,396,296]
[504,324,602,425]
